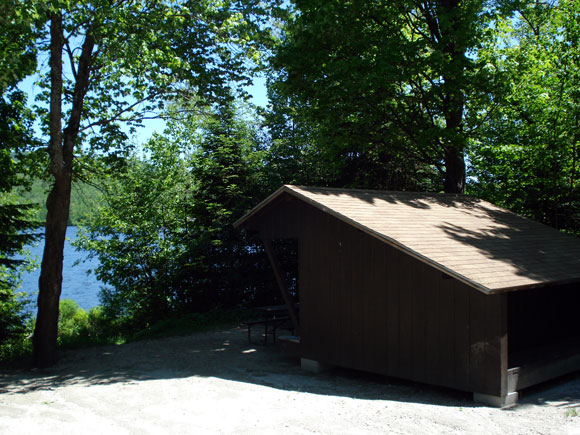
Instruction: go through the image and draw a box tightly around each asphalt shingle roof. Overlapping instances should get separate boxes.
[237,185,580,294]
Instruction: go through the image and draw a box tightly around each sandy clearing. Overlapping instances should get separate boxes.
[1,327,580,434]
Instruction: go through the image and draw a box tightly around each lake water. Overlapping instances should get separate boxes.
[20,226,104,312]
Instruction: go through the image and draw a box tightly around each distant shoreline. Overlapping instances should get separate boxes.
[15,179,104,226]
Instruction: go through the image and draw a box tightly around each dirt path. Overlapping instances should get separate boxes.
[1,328,580,434]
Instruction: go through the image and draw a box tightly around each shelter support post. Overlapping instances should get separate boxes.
[261,237,300,336]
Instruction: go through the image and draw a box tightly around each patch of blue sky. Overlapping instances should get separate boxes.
[18,67,269,149]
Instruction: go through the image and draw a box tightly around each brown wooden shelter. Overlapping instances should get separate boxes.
[235,185,580,407]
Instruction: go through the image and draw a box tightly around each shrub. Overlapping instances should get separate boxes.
[57,299,90,347]
[0,278,34,362]
[57,300,121,348]
[87,305,117,341]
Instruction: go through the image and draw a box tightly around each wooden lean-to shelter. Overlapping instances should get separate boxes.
[235,185,580,407]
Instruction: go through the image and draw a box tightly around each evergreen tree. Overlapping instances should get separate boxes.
[180,101,271,310]
[77,102,275,330]
[0,0,42,355]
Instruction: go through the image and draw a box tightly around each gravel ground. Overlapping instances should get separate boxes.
[1,327,580,434]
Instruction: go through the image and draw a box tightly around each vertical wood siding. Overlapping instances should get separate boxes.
[253,194,507,395]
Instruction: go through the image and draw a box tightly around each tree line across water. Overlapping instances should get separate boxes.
[1,0,580,365]
[16,179,102,226]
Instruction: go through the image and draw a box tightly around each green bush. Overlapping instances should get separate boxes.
[86,305,118,341]
[0,311,33,363]
[57,299,90,347]
[57,299,119,348]
[0,278,34,362]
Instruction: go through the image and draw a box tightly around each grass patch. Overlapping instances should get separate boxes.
[1,299,119,367]
[1,302,257,367]
[127,308,255,342]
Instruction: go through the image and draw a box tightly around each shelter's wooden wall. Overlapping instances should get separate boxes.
[251,193,508,397]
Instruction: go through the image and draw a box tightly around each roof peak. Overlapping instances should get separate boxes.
[286,184,468,197]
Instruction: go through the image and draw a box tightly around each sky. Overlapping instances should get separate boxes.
[18,71,269,148]
[130,74,269,143]
[247,75,269,109]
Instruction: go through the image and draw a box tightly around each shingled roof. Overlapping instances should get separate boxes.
[236,185,580,294]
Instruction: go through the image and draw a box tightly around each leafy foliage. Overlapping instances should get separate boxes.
[30,0,277,156]
[0,0,43,357]
[76,102,276,331]
[77,136,193,328]
[56,299,114,348]
[13,0,279,366]
[268,0,504,192]
[468,1,580,233]
[0,0,43,91]
[57,299,90,346]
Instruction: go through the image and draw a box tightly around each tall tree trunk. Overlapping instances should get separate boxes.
[443,147,466,193]
[442,75,466,194]
[33,12,95,367]
[33,179,72,366]
[33,11,65,367]
[438,0,468,194]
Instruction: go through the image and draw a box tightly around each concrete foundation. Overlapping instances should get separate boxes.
[279,335,301,358]
[301,358,330,373]
[473,392,519,408]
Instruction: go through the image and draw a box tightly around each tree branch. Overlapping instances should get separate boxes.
[416,1,441,44]
[404,10,433,42]
[80,92,162,131]
[64,40,78,81]
[518,9,540,38]
[48,11,64,178]
[63,30,96,164]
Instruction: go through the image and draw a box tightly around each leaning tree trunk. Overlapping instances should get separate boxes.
[33,11,95,367]
[33,177,72,366]
[33,11,66,367]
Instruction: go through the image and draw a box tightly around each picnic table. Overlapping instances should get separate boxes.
[247,304,296,345]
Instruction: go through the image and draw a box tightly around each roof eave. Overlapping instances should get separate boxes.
[488,276,580,295]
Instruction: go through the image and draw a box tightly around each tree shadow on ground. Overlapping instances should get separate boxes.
[2,327,579,410]
[514,371,580,410]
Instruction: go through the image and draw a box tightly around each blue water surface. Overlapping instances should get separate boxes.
[21,226,105,311]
